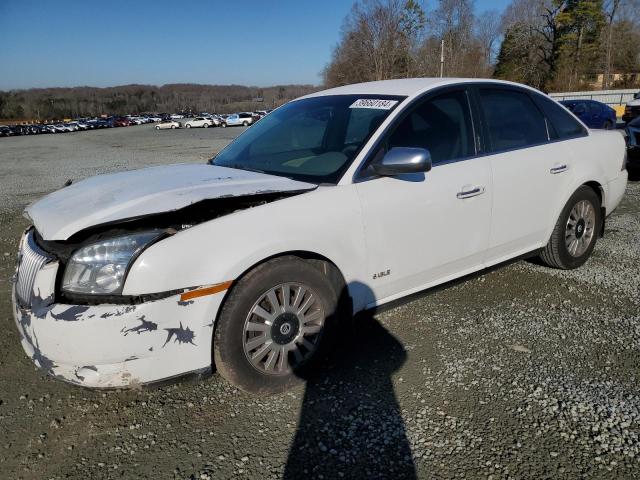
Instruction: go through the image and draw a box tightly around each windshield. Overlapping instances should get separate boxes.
[213,94,404,183]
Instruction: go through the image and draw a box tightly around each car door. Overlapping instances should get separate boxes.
[475,86,577,264]
[355,88,493,303]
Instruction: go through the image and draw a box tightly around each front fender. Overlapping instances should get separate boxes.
[123,186,367,299]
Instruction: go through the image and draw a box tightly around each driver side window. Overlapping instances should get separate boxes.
[388,90,475,165]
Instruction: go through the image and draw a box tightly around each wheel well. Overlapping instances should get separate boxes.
[217,250,349,318]
[582,181,606,236]
[583,181,604,208]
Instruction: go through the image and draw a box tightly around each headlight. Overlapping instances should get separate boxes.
[62,231,162,295]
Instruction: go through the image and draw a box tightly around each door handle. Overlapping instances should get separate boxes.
[456,185,485,199]
[550,164,569,174]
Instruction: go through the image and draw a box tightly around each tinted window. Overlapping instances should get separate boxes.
[587,102,601,115]
[479,88,548,151]
[534,94,587,140]
[388,90,474,164]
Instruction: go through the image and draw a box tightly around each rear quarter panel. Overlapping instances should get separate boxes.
[544,130,626,240]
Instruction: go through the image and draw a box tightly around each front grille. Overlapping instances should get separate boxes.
[16,230,52,307]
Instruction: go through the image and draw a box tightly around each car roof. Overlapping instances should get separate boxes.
[300,77,536,100]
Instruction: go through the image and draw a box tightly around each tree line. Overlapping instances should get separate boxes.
[0,84,317,121]
[324,0,640,92]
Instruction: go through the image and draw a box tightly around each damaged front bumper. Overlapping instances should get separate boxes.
[12,260,224,388]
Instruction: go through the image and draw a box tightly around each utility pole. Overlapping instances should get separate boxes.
[440,39,445,78]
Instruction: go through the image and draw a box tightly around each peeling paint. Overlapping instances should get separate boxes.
[100,305,136,319]
[50,305,90,322]
[31,289,54,317]
[162,322,196,347]
[121,315,158,336]
[19,309,32,329]
[27,330,56,375]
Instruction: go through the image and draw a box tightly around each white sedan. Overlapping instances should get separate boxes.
[185,117,214,128]
[154,120,181,130]
[12,78,628,393]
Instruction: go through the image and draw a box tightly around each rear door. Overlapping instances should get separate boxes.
[474,86,577,264]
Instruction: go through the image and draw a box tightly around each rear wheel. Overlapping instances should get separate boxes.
[171,125,176,129]
[214,256,338,394]
[221,122,227,128]
[539,186,601,269]
[186,124,191,128]
[203,123,209,128]
[155,126,160,130]
[243,121,249,126]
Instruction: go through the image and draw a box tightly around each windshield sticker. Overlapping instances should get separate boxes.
[349,99,398,110]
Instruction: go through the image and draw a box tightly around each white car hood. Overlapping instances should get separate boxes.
[27,164,316,240]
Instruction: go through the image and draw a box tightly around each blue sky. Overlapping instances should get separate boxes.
[0,0,512,90]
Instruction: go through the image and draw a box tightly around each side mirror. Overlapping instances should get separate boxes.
[372,147,432,176]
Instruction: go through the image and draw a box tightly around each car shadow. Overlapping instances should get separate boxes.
[283,281,416,479]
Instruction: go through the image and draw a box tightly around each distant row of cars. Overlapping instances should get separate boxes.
[0,110,274,138]
[0,115,161,138]
[156,111,272,130]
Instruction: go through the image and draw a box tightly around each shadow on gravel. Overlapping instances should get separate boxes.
[283,282,416,480]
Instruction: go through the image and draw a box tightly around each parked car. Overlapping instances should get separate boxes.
[622,92,640,124]
[625,115,640,175]
[110,117,130,127]
[0,125,13,137]
[560,100,617,129]
[222,112,254,127]
[155,119,181,130]
[12,78,627,393]
[185,117,214,128]
[170,114,185,119]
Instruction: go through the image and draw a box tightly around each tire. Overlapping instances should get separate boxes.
[203,123,209,128]
[243,121,249,127]
[221,122,227,128]
[155,126,160,130]
[171,125,176,129]
[539,186,602,269]
[186,124,191,128]
[214,256,339,394]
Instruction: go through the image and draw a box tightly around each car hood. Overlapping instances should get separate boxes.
[27,164,316,240]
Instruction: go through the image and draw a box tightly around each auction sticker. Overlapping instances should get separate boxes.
[349,99,398,110]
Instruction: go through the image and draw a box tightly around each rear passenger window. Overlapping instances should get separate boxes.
[533,94,587,140]
[388,90,475,165]
[479,89,548,151]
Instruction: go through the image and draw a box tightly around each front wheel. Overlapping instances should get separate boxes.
[171,125,176,129]
[539,186,601,269]
[203,123,209,128]
[243,121,249,127]
[214,256,338,394]
[186,124,191,128]
[221,122,227,128]
[155,126,160,130]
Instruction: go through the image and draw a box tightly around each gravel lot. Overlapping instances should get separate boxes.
[0,126,639,479]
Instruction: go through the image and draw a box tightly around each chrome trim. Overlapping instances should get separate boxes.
[15,230,53,307]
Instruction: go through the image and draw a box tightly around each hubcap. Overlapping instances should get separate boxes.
[565,199,596,257]
[242,283,325,376]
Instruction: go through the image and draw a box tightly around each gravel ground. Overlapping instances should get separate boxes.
[0,126,639,479]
